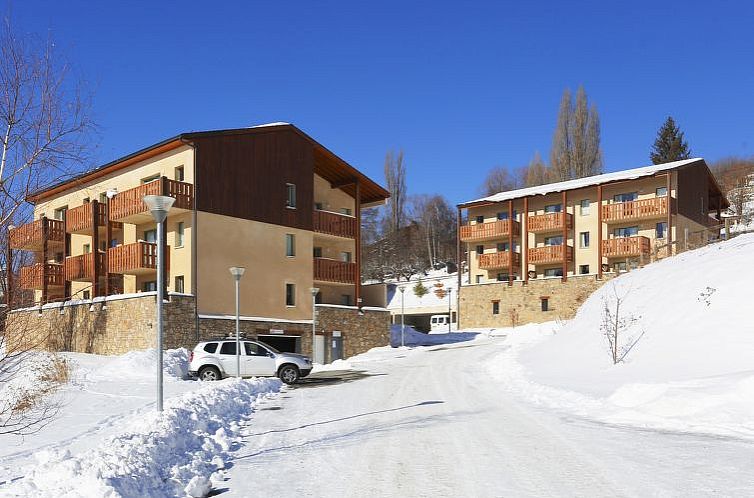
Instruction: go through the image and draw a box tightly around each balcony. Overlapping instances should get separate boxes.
[65,252,106,281]
[602,236,650,258]
[9,218,65,251]
[66,202,123,235]
[108,242,168,275]
[109,178,193,224]
[313,258,356,284]
[313,210,357,238]
[602,196,669,223]
[527,212,573,234]
[478,251,521,270]
[460,219,520,242]
[18,263,64,289]
[528,244,574,265]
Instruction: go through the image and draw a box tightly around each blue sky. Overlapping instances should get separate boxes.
[10,0,754,205]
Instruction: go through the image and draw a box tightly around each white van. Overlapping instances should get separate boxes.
[429,314,454,333]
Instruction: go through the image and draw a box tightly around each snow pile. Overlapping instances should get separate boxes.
[490,234,754,439]
[0,352,68,420]
[7,377,282,497]
[390,324,477,347]
[81,348,190,382]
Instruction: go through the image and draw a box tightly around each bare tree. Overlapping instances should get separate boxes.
[520,151,552,187]
[600,283,645,364]
[383,149,406,234]
[480,166,518,196]
[711,156,754,222]
[550,86,602,181]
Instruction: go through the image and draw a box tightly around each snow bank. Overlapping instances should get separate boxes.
[79,348,190,383]
[389,324,478,347]
[7,377,282,497]
[490,234,754,440]
[0,352,67,419]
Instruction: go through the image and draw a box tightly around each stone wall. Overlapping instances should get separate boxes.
[315,305,391,360]
[459,274,615,329]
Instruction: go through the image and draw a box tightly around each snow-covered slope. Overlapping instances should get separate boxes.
[492,233,754,439]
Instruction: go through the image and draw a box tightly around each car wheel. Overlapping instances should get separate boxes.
[278,365,300,384]
[199,366,221,381]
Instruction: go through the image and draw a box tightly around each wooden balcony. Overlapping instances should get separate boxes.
[66,202,123,235]
[528,244,574,265]
[602,236,651,258]
[108,242,168,275]
[109,178,193,224]
[602,196,669,223]
[313,210,357,238]
[18,263,64,289]
[313,258,356,284]
[478,251,521,270]
[9,218,65,251]
[460,219,520,242]
[65,252,106,281]
[527,212,573,233]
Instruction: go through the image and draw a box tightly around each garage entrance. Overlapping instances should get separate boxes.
[258,334,300,353]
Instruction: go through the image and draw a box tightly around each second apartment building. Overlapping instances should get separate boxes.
[457,158,728,328]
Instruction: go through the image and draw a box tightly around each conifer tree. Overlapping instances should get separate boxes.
[650,117,691,164]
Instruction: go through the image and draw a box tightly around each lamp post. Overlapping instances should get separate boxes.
[229,267,246,378]
[143,194,175,412]
[399,286,406,347]
[311,288,320,363]
[447,287,452,333]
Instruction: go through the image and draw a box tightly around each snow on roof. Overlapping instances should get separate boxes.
[461,158,703,207]
[248,122,291,128]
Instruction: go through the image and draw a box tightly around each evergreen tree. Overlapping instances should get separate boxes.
[650,117,691,164]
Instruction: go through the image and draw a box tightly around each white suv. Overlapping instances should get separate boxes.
[189,339,312,384]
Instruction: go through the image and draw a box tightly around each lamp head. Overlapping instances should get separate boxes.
[229,266,246,279]
[399,286,406,294]
[106,189,118,199]
[143,195,175,223]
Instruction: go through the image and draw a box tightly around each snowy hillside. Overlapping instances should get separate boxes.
[492,233,754,439]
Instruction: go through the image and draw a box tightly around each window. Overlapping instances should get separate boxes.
[286,234,296,257]
[656,186,667,197]
[614,261,628,272]
[496,273,509,282]
[174,276,184,293]
[219,342,237,355]
[475,215,484,223]
[475,275,483,284]
[579,265,590,275]
[341,294,352,306]
[580,199,590,216]
[544,204,562,213]
[245,342,269,356]
[614,226,639,238]
[544,268,563,277]
[492,301,500,315]
[579,231,590,248]
[541,297,549,312]
[340,251,352,263]
[315,291,322,304]
[141,174,160,184]
[144,229,157,243]
[613,192,638,203]
[100,241,107,251]
[53,206,68,221]
[175,165,184,181]
[99,193,108,204]
[83,243,91,254]
[497,212,508,220]
[143,281,157,292]
[314,202,323,210]
[476,245,484,255]
[203,342,218,353]
[339,207,352,216]
[54,252,63,263]
[176,222,185,247]
[285,283,296,306]
[544,236,563,246]
[496,242,509,252]
[656,222,667,239]
[313,247,323,258]
[83,290,90,300]
[286,183,297,208]
[700,196,705,215]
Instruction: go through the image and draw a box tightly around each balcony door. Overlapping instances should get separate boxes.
[614,226,639,238]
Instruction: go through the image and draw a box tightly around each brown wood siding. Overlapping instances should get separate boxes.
[676,162,709,226]
[192,129,314,231]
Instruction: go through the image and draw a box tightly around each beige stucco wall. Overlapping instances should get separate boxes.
[314,174,356,214]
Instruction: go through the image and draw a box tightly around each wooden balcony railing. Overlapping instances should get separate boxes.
[109,178,193,222]
[108,242,168,274]
[527,244,574,265]
[313,258,356,284]
[478,251,521,270]
[602,236,650,258]
[460,219,520,242]
[313,210,357,238]
[9,218,65,251]
[65,252,106,281]
[65,202,122,234]
[527,212,573,233]
[602,196,668,223]
[18,263,64,289]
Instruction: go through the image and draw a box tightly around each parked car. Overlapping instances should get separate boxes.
[429,314,455,333]
[189,339,312,384]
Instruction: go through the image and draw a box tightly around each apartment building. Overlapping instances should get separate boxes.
[5,123,390,361]
[457,158,728,328]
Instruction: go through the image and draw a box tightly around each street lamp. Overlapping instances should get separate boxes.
[399,286,406,347]
[447,287,452,333]
[143,194,175,412]
[311,288,320,363]
[229,266,246,378]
